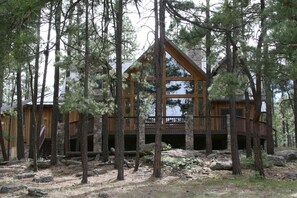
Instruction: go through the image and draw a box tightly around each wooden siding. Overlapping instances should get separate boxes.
[23,106,53,143]
[1,115,17,148]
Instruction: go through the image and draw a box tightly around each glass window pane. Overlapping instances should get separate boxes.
[166,52,191,77]
[198,80,203,94]
[166,98,194,116]
[166,81,194,95]
[198,97,204,116]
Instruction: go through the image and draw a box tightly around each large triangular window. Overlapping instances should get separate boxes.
[165,52,191,77]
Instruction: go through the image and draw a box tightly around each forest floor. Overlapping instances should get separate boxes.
[0,149,297,198]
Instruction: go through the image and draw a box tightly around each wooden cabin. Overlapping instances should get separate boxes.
[1,94,79,159]
[1,38,268,159]
[107,38,267,150]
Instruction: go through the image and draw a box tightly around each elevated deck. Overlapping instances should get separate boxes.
[107,116,267,139]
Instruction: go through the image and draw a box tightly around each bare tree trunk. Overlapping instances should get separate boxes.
[134,73,142,171]
[253,92,264,176]
[81,0,90,184]
[29,11,42,171]
[252,0,265,177]
[114,0,124,181]
[0,67,8,161]
[16,70,25,159]
[37,2,53,159]
[101,0,110,163]
[153,0,165,178]
[227,31,241,175]
[294,79,297,148]
[205,0,212,155]
[265,79,274,154]
[51,1,62,166]
[64,0,75,156]
[245,91,252,157]
[8,85,16,159]
[102,114,109,162]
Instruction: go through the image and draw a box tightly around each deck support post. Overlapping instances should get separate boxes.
[139,116,146,148]
[185,115,194,150]
[93,116,102,155]
[226,114,231,151]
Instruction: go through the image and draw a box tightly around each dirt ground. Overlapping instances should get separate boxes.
[0,152,297,198]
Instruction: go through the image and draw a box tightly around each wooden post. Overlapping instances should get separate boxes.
[185,115,194,150]
[226,114,231,150]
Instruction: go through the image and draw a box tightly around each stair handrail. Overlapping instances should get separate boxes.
[39,126,46,150]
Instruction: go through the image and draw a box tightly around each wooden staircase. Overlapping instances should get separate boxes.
[38,126,51,158]
[39,138,51,158]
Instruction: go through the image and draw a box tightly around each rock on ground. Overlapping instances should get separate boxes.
[0,184,27,193]
[275,150,297,162]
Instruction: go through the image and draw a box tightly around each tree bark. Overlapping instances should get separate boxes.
[0,67,8,161]
[37,2,53,159]
[226,30,241,175]
[16,70,25,159]
[114,0,124,180]
[102,114,109,162]
[153,0,165,178]
[205,0,212,155]
[51,1,62,166]
[245,91,252,157]
[265,79,274,154]
[294,79,297,148]
[101,0,110,163]
[81,0,90,184]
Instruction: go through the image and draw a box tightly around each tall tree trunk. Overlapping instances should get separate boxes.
[64,0,75,156]
[29,11,42,171]
[8,85,16,159]
[252,0,265,177]
[294,79,297,148]
[16,70,25,159]
[153,0,165,178]
[115,0,124,180]
[101,0,110,163]
[245,91,252,157]
[37,2,53,158]
[253,89,264,176]
[0,66,8,161]
[81,0,90,184]
[205,0,212,155]
[134,70,143,171]
[226,31,241,175]
[265,79,274,154]
[51,1,62,165]
[102,114,109,162]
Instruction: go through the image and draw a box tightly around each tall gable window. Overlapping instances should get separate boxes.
[166,52,191,77]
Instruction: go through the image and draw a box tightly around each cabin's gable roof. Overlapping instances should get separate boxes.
[125,38,207,80]
[164,38,206,80]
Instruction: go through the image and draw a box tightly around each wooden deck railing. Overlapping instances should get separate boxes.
[236,116,267,137]
[67,116,268,138]
[193,116,227,131]
[107,115,267,137]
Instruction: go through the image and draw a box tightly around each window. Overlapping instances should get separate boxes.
[166,81,194,95]
[166,98,194,116]
[198,80,204,94]
[166,52,191,77]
